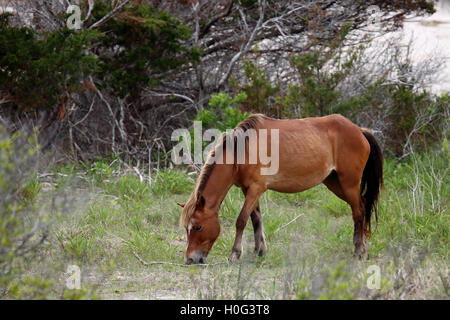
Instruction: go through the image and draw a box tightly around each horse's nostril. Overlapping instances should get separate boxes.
[199,256,207,264]
[185,257,194,265]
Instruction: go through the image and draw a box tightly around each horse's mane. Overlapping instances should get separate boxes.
[179,114,267,228]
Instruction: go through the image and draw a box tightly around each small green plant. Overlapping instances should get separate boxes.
[151,169,194,196]
[88,1,200,97]
[284,24,363,117]
[104,174,149,201]
[56,229,94,261]
[20,173,42,204]
[195,92,250,131]
[296,261,361,300]
[88,161,114,184]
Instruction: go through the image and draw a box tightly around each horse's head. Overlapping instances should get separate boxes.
[178,195,220,264]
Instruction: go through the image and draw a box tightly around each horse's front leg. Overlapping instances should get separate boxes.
[229,187,263,263]
[241,187,267,257]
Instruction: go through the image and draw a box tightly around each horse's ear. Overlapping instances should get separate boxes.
[196,195,205,209]
[177,202,185,208]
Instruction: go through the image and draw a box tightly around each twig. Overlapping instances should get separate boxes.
[218,0,266,88]
[72,96,96,127]
[89,0,130,29]
[275,213,304,232]
[144,90,195,105]
[132,251,226,268]
[85,0,94,22]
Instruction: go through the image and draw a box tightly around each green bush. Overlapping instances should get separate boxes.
[0,13,99,110]
[89,1,201,97]
[233,59,280,116]
[0,2,199,110]
[196,92,250,131]
[0,126,52,298]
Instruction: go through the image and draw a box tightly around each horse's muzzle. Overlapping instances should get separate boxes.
[185,251,207,264]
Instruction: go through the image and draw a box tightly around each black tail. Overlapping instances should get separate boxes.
[360,130,384,235]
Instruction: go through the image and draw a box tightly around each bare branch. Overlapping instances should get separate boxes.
[89,0,131,30]
[218,0,266,88]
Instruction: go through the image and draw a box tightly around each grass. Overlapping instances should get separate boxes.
[3,151,449,299]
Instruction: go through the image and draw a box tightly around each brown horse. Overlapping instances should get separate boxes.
[179,114,383,264]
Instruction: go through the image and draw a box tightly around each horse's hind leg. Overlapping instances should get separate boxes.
[323,171,346,202]
[324,172,367,257]
[337,173,367,259]
[250,202,267,256]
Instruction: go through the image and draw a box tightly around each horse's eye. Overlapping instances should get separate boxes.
[193,225,203,232]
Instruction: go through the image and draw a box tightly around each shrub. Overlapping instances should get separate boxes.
[0,126,51,298]
[0,13,99,110]
[0,2,200,110]
[232,59,280,116]
[88,1,201,97]
[196,92,250,131]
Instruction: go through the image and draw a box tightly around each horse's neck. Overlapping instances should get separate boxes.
[202,164,234,212]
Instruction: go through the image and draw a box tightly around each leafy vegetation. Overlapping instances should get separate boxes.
[0,2,199,110]
[88,1,201,97]
[0,13,99,110]
[195,92,250,131]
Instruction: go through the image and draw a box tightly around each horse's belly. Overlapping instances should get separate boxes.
[265,155,334,193]
[266,169,330,193]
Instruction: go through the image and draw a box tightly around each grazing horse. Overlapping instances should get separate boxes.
[179,114,383,264]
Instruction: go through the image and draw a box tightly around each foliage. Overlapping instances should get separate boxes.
[0,13,99,110]
[0,2,199,110]
[296,261,362,299]
[88,1,201,97]
[384,87,448,154]
[231,59,280,116]
[280,23,363,117]
[0,126,50,297]
[197,92,250,131]
[190,92,250,161]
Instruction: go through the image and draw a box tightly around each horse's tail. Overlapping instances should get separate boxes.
[360,129,384,236]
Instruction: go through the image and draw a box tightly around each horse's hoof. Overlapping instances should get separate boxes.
[255,246,267,257]
[228,251,241,263]
[353,250,369,260]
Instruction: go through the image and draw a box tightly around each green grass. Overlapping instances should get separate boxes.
[5,151,449,299]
